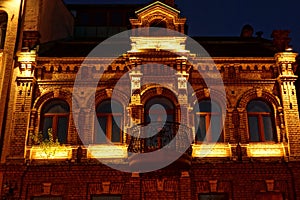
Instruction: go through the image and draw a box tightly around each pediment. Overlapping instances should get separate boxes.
[130,1,186,33]
[135,1,180,15]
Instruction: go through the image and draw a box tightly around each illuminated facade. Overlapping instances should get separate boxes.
[0,0,300,199]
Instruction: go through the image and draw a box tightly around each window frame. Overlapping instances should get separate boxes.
[41,100,70,144]
[247,100,275,142]
[95,99,124,143]
[194,100,223,143]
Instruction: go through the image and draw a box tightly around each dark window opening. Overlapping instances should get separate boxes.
[91,195,121,200]
[144,96,175,124]
[149,19,167,36]
[247,100,275,142]
[96,99,123,143]
[41,100,69,144]
[144,96,176,150]
[198,193,229,200]
[0,12,7,49]
[195,100,223,143]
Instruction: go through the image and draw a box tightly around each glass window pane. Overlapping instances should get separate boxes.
[43,117,53,140]
[198,194,228,200]
[263,116,273,141]
[96,117,107,143]
[249,116,260,141]
[57,117,68,143]
[198,100,221,113]
[44,100,69,113]
[111,116,121,142]
[247,100,271,112]
[196,115,206,141]
[47,105,68,113]
[97,100,122,113]
[211,115,222,142]
[145,97,175,123]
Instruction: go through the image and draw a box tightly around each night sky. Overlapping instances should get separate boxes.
[64,0,300,52]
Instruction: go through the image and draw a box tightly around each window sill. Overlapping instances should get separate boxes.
[27,145,73,160]
[246,143,286,157]
[192,143,231,158]
[87,144,128,159]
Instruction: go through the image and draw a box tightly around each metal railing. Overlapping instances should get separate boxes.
[127,121,193,155]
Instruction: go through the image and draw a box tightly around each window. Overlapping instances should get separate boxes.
[32,197,62,200]
[149,19,167,36]
[96,100,123,143]
[0,12,7,49]
[144,96,175,123]
[195,100,223,142]
[41,100,69,143]
[144,96,176,150]
[198,194,228,200]
[247,100,274,142]
[91,195,121,200]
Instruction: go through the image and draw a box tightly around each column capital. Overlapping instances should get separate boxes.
[275,52,298,64]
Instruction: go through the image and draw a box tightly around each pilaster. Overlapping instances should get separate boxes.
[6,51,36,163]
[276,52,300,160]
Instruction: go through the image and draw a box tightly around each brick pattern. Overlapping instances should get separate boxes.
[1,1,300,200]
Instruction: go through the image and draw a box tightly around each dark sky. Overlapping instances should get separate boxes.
[64,0,300,52]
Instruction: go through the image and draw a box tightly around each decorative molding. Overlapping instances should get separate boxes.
[102,182,110,193]
[42,183,51,195]
[247,143,285,157]
[192,143,231,157]
[87,145,128,159]
[275,52,297,63]
[209,180,218,192]
[266,180,274,191]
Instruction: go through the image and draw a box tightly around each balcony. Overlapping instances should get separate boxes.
[127,122,193,170]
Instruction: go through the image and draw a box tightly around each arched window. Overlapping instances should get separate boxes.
[144,96,175,123]
[0,12,7,49]
[96,100,123,143]
[247,100,274,142]
[150,19,167,28]
[41,100,69,143]
[195,100,223,142]
[149,19,167,36]
[143,96,176,150]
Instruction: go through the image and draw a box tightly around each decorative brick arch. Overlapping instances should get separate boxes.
[191,88,229,112]
[33,90,74,113]
[31,90,75,145]
[140,87,180,124]
[236,88,282,143]
[144,14,176,30]
[236,88,281,110]
[140,87,179,106]
[86,89,130,112]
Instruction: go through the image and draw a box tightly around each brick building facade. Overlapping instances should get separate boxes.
[0,0,300,199]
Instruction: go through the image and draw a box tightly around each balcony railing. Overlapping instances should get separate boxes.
[127,121,193,155]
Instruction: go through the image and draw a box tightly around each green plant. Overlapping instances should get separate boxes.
[34,128,63,158]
